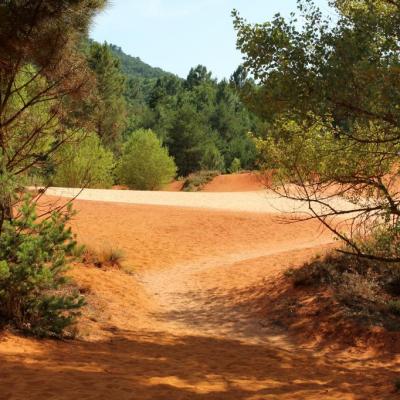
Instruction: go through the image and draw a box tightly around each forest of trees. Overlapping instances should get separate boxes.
[23,37,266,190]
[84,40,263,178]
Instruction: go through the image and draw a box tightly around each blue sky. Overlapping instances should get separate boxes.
[91,0,331,80]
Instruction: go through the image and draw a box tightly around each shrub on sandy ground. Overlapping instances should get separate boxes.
[182,170,219,192]
[82,246,125,269]
[116,129,177,190]
[52,131,115,189]
[285,251,400,329]
[0,199,84,338]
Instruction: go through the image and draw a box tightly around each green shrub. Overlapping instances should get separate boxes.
[229,158,242,173]
[116,129,177,190]
[0,198,84,337]
[182,170,219,192]
[52,131,114,189]
[200,144,225,172]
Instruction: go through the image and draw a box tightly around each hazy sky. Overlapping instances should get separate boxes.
[91,0,331,79]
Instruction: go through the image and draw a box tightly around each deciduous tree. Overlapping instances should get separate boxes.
[233,0,400,261]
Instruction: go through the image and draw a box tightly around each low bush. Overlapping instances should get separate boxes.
[336,273,381,309]
[182,170,219,192]
[285,252,400,328]
[285,256,342,287]
[0,198,84,338]
[116,129,177,190]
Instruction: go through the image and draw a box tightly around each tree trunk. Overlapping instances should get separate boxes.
[0,194,13,232]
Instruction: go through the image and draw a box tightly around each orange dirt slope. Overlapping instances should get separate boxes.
[164,172,269,192]
[0,196,399,400]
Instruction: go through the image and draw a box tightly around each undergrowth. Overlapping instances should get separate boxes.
[285,252,400,330]
[182,170,219,192]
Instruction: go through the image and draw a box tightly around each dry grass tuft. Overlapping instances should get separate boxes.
[82,246,126,269]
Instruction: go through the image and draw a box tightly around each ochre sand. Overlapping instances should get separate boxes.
[0,192,399,399]
[164,172,268,192]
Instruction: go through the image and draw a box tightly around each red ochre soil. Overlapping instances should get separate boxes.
[1,195,399,400]
[202,172,268,192]
[164,172,269,192]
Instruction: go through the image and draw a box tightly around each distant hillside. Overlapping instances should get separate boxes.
[108,44,173,80]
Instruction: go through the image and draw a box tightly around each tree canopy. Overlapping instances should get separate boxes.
[0,0,106,225]
[86,41,127,147]
[233,0,400,261]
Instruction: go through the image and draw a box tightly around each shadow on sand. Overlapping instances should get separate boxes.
[0,328,397,400]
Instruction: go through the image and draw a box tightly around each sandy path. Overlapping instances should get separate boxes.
[139,240,334,338]
[1,197,399,399]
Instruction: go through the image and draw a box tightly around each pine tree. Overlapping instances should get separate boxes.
[0,199,84,337]
[86,42,127,147]
[0,0,106,228]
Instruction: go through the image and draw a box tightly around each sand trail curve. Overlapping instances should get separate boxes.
[139,240,334,340]
[0,195,398,400]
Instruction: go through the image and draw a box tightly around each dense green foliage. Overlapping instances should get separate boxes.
[233,0,400,261]
[52,132,114,188]
[84,42,262,177]
[116,129,177,190]
[200,144,226,172]
[86,42,127,146]
[142,66,261,175]
[109,44,172,80]
[0,199,84,337]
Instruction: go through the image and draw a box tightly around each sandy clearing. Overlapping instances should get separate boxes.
[44,186,357,216]
[1,196,399,399]
[53,198,333,271]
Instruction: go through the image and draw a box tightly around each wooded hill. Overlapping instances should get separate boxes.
[108,43,173,80]
[84,39,264,177]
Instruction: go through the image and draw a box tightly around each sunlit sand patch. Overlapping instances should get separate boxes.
[146,375,228,394]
